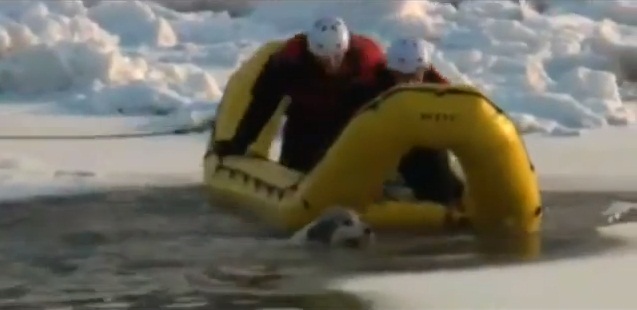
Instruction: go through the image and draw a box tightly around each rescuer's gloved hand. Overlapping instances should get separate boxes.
[213,140,245,157]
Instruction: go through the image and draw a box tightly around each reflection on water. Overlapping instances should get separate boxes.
[0,187,635,309]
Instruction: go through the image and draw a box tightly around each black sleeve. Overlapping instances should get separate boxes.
[343,65,392,115]
[228,56,289,154]
[344,83,376,113]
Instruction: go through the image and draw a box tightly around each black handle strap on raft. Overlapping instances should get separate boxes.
[212,159,300,202]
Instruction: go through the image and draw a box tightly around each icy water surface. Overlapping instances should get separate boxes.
[0,186,635,309]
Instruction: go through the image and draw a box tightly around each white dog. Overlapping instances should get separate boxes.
[289,207,375,249]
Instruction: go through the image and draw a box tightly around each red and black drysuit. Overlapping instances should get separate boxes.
[214,33,385,172]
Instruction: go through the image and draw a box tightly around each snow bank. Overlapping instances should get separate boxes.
[0,0,636,133]
[0,153,48,175]
[0,151,98,201]
[88,0,254,17]
[0,0,221,130]
[0,124,207,201]
[88,1,177,47]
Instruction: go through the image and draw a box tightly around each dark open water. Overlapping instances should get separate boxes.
[0,186,635,310]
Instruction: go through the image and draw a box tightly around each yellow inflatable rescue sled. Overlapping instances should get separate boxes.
[203,40,542,236]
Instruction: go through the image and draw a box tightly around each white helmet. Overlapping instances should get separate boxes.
[307,16,350,59]
[386,37,431,74]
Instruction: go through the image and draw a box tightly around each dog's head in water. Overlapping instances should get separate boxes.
[291,207,375,249]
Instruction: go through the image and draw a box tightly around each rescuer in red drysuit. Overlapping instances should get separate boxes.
[213,16,386,173]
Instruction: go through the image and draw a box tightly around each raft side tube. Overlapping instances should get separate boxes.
[211,40,287,159]
[203,154,307,228]
[294,84,541,235]
[203,152,464,233]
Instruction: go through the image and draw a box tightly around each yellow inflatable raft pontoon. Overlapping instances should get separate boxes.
[203,40,542,236]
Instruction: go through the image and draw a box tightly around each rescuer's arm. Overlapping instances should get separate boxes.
[342,65,393,116]
[214,56,288,156]
[341,35,390,115]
